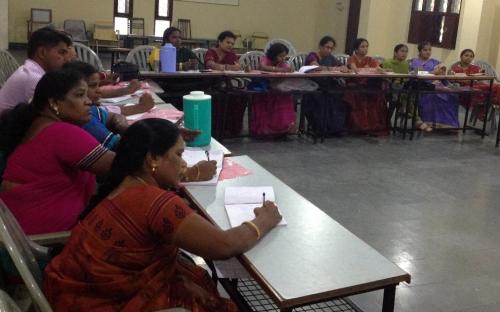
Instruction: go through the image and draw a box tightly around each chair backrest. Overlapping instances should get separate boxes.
[0,199,52,312]
[192,48,207,65]
[125,45,155,71]
[177,19,192,39]
[129,18,145,37]
[0,50,20,88]
[239,51,265,69]
[474,60,500,82]
[250,32,269,50]
[334,53,349,65]
[264,38,297,57]
[288,53,308,71]
[93,21,119,42]
[63,20,88,43]
[373,55,385,64]
[72,42,104,71]
[0,289,22,312]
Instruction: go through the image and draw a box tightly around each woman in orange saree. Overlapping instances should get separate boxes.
[44,118,282,312]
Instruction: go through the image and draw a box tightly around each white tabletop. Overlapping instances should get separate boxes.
[184,156,410,308]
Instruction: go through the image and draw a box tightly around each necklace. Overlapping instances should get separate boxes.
[132,176,149,185]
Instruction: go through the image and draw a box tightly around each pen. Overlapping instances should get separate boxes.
[205,150,210,161]
[262,192,266,205]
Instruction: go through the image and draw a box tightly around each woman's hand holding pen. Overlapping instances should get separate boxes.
[195,160,217,180]
[253,201,282,229]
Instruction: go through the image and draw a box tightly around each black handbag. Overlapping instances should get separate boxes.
[111,61,139,81]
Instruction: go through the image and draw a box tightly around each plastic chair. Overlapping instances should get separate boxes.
[125,45,155,71]
[192,48,207,66]
[334,53,349,65]
[0,199,52,312]
[0,50,19,88]
[475,60,500,82]
[239,51,264,70]
[63,20,89,44]
[0,289,22,312]
[264,38,297,57]
[288,53,308,71]
[373,55,385,64]
[72,42,104,71]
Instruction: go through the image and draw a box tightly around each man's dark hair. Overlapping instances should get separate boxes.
[28,27,72,59]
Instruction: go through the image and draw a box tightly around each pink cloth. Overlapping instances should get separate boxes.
[0,122,107,234]
[250,56,296,137]
[99,81,151,91]
[218,158,251,181]
[128,108,184,125]
[0,59,45,113]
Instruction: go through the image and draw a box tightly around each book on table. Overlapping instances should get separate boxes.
[224,186,287,227]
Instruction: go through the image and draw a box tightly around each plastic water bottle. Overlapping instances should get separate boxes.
[183,91,212,147]
[160,43,176,73]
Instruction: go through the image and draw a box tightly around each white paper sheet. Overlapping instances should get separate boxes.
[224,186,286,227]
[181,149,224,186]
[224,186,275,205]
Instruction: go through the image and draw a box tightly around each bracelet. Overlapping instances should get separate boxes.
[194,165,200,181]
[243,221,261,240]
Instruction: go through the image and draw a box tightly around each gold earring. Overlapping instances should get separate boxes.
[52,106,60,116]
[152,166,157,172]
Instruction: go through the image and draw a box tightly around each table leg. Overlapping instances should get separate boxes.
[409,89,419,141]
[111,52,116,68]
[382,284,396,312]
[218,278,254,312]
[463,80,474,134]
[484,79,494,140]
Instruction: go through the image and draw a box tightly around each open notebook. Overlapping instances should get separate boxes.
[181,149,224,186]
[224,186,287,227]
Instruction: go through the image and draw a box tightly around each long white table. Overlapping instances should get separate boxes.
[183,156,410,312]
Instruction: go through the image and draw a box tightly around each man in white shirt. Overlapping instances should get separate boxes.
[0,27,71,113]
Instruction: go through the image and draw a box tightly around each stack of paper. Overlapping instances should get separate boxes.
[224,186,286,227]
[181,149,224,186]
[298,65,320,73]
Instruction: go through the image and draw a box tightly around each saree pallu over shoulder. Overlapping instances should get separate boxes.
[44,185,238,312]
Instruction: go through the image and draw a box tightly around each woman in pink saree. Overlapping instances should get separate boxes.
[0,69,114,234]
[251,43,296,137]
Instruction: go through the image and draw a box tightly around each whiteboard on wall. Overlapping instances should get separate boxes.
[177,0,239,5]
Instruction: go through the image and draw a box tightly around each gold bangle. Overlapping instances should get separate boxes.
[243,221,261,240]
[194,165,200,181]
[273,66,276,71]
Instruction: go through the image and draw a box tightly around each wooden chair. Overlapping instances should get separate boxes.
[63,19,89,44]
[177,19,192,39]
[129,18,145,37]
[250,32,268,51]
[264,38,297,57]
[92,21,120,55]
[125,45,155,71]
[0,50,19,88]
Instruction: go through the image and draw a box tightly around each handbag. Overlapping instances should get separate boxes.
[111,61,139,81]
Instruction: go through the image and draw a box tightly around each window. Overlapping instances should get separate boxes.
[155,0,173,37]
[114,0,133,35]
[408,0,462,49]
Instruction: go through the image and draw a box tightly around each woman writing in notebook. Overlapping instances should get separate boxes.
[305,36,348,72]
[44,118,282,312]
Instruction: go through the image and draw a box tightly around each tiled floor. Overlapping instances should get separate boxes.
[222,131,500,312]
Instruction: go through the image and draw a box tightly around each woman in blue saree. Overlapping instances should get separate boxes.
[409,41,459,128]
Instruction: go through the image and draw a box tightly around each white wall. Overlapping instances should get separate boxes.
[0,0,8,50]
[315,0,350,54]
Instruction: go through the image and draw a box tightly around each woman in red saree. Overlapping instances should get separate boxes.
[205,31,246,137]
[451,49,500,120]
[344,38,388,136]
[44,118,282,312]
